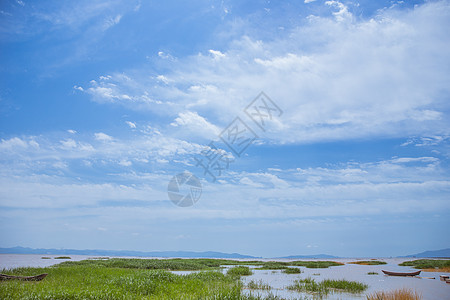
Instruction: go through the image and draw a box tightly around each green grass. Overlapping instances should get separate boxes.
[227,266,253,276]
[0,264,281,299]
[367,272,379,275]
[246,279,271,290]
[399,259,450,270]
[57,258,221,270]
[287,277,368,295]
[290,261,344,268]
[256,262,289,270]
[0,258,348,299]
[61,258,344,271]
[282,267,301,274]
[349,261,386,265]
[54,256,71,259]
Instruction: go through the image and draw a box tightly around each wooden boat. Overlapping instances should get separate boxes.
[0,273,48,281]
[382,270,421,276]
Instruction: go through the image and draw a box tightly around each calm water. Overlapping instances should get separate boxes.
[1,255,449,299]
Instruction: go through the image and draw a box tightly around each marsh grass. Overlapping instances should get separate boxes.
[54,256,71,259]
[227,266,253,276]
[350,261,386,265]
[282,267,301,274]
[246,279,271,290]
[58,258,220,270]
[287,277,367,296]
[257,262,289,270]
[0,265,266,299]
[59,258,344,271]
[290,261,344,268]
[367,272,379,275]
[41,257,51,259]
[399,259,450,272]
[366,288,422,300]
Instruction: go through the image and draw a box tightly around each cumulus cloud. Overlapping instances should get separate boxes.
[325,0,352,22]
[80,1,450,144]
[170,111,220,140]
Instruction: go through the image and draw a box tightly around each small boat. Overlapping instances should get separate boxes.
[382,270,421,276]
[0,273,48,281]
[440,275,449,281]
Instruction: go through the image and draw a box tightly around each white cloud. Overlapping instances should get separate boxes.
[209,49,226,59]
[240,177,264,188]
[0,137,29,150]
[94,132,113,142]
[125,121,136,129]
[102,14,122,31]
[409,110,442,121]
[325,1,352,22]
[81,1,450,145]
[118,159,132,167]
[156,75,170,84]
[304,0,317,3]
[170,111,220,140]
[390,157,438,164]
[158,51,176,61]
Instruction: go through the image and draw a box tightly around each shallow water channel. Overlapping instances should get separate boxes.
[175,258,450,300]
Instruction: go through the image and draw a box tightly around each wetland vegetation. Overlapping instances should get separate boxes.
[282,267,301,274]
[287,277,368,295]
[366,288,422,300]
[399,259,450,272]
[0,258,358,299]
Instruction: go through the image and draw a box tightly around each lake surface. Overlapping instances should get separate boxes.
[1,255,449,299]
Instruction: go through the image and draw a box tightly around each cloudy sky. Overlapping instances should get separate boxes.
[1,0,449,258]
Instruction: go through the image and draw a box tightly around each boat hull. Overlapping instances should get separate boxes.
[382,270,421,276]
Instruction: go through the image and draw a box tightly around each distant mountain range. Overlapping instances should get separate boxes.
[0,247,258,259]
[401,248,450,258]
[0,246,338,259]
[2,246,448,259]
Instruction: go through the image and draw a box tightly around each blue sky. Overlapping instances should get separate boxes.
[1,0,449,258]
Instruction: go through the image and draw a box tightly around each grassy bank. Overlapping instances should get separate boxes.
[0,264,273,299]
[287,277,367,296]
[399,259,450,272]
[57,258,222,270]
[290,261,344,268]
